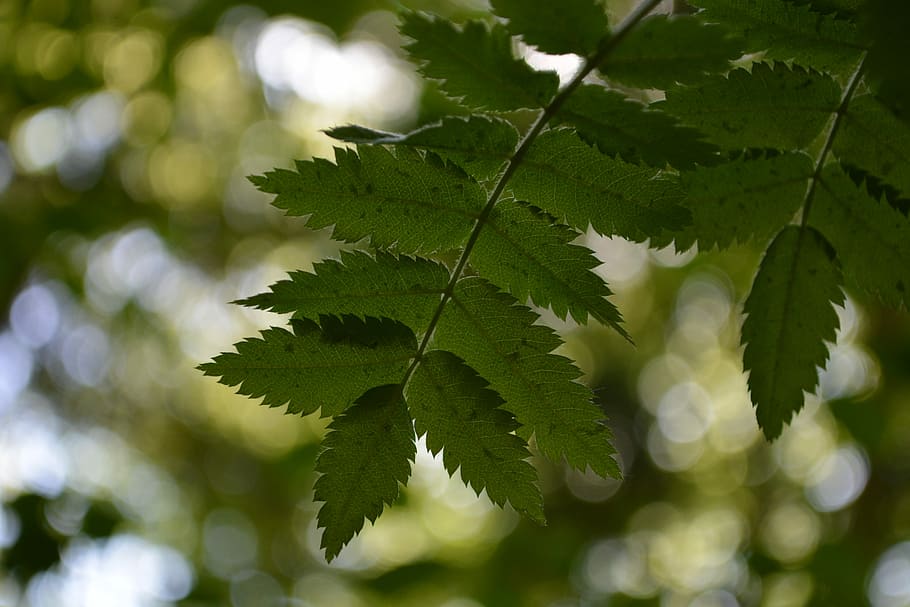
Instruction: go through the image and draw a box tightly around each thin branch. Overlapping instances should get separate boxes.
[801,54,867,227]
[400,0,665,388]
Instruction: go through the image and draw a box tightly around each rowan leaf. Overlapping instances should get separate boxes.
[198,316,417,418]
[556,84,720,169]
[249,146,484,254]
[326,116,518,181]
[472,199,625,334]
[691,0,864,73]
[742,226,844,440]
[658,63,840,150]
[237,251,448,334]
[674,153,813,251]
[833,95,910,198]
[408,350,544,523]
[400,11,559,111]
[489,0,609,56]
[435,277,620,477]
[509,129,688,242]
[811,165,910,309]
[314,384,415,561]
[602,14,742,88]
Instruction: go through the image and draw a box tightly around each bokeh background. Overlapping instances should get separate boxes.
[1,0,909,605]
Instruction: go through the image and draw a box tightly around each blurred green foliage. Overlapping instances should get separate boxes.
[1,0,909,606]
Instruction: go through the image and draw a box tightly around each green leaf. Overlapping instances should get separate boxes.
[400,11,559,111]
[198,317,417,417]
[602,14,742,88]
[435,277,620,477]
[314,384,415,561]
[509,129,688,242]
[833,95,910,198]
[674,153,813,251]
[472,199,625,334]
[691,0,863,72]
[811,165,910,309]
[408,350,544,523]
[249,146,484,255]
[237,251,448,334]
[326,116,518,181]
[489,0,609,55]
[556,84,720,169]
[658,63,840,150]
[742,225,844,440]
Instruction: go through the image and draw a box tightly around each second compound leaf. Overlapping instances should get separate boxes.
[674,152,813,251]
[742,226,844,440]
[812,165,910,309]
[658,63,840,151]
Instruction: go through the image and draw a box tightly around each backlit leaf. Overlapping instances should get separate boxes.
[435,277,620,477]
[603,14,742,88]
[250,146,484,254]
[400,11,559,111]
[409,350,544,523]
[659,63,840,150]
[198,317,417,418]
[314,385,415,561]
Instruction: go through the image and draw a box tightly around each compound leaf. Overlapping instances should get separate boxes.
[509,129,688,242]
[659,63,840,150]
[812,165,910,309]
[557,84,720,169]
[408,350,544,523]
[691,0,863,73]
[742,226,844,440]
[314,384,415,561]
[833,95,910,198]
[326,116,518,181]
[435,277,620,477]
[489,0,609,56]
[675,153,813,251]
[603,14,742,88]
[249,146,484,255]
[400,11,558,111]
[198,317,417,418]
[472,199,625,334]
[237,251,448,334]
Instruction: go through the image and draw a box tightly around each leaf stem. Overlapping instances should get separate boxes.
[801,54,867,227]
[400,0,665,389]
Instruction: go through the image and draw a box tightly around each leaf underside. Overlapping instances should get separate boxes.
[201,0,910,562]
